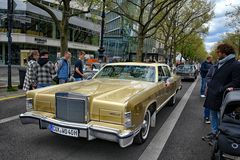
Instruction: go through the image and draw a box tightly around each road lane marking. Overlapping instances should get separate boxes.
[0,94,25,102]
[138,79,198,160]
[0,115,19,124]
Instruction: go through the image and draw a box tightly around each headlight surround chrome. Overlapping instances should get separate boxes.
[124,112,132,128]
[26,98,33,111]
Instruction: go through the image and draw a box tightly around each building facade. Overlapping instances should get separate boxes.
[104,4,164,62]
[0,0,100,65]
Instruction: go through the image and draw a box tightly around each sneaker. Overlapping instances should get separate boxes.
[204,118,210,124]
[208,138,217,146]
[202,133,216,142]
[201,95,206,98]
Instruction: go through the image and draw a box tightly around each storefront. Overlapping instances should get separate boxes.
[0,0,100,65]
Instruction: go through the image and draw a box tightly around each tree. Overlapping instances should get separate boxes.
[221,32,240,58]
[176,33,208,62]
[156,0,214,64]
[226,5,240,30]
[27,0,96,55]
[107,0,183,62]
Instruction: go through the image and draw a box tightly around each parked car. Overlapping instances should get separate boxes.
[20,62,182,147]
[176,64,198,81]
[83,62,102,80]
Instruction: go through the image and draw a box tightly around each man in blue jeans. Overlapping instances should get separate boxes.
[200,56,212,123]
[200,56,212,98]
[57,51,71,84]
[202,44,240,145]
[203,65,216,124]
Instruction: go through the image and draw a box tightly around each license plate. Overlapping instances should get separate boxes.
[49,124,79,137]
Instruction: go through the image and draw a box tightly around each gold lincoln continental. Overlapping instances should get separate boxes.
[20,62,181,147]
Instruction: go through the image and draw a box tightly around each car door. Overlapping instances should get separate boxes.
[156,66,168,108]
[162,66,176,97]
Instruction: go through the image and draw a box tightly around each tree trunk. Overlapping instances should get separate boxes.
[136,35,144,62]
[163,44,168,64]
[60,9,69,56]
[173,41,177,65]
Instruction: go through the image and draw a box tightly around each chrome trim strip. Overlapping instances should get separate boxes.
[156,93,175,113]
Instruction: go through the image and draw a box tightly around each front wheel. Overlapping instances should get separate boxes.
[134,109,151,144]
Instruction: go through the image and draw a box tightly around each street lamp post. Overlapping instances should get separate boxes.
[7,0,13,89]
[98,0,106,62]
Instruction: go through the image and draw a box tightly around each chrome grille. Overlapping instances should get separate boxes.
[55,92,88,123]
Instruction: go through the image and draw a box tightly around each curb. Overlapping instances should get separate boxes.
[0,94,26,102]
[0,85,19,89]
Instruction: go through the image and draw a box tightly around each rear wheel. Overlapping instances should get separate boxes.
[134,109,151,144]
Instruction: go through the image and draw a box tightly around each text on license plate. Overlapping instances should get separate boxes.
[50,124,79,137]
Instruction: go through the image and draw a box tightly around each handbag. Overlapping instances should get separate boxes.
[53,75,59,84]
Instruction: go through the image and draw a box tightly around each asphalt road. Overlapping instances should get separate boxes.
[0,80,212,160]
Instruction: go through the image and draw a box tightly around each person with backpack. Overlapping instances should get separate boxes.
[36,50,56,88]
[73,51,85,81]
[56,51,71,84]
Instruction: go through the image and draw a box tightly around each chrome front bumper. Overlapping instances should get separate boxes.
[19,112,137,148]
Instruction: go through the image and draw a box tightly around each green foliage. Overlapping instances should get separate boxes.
[209,32,240,61]
[156,0,214,63]
[221,32,240,56]
[176,33,208,62]
[226,5,240,30]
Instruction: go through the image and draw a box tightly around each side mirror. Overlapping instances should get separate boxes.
[162,76,169,82]
[158,76,169,82]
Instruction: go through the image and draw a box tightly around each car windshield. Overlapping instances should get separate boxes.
[94,65,156,82]
[177,65,194,72]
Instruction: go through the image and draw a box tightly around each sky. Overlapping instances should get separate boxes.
[204,0,240,52]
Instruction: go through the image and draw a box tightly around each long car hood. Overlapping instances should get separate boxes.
[29,78,153,104]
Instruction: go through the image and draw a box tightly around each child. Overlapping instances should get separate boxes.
[228,105,240,120]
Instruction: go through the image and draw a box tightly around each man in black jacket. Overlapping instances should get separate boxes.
[73,51,85,81]
[202,44,240,144]
[200,56,212,97]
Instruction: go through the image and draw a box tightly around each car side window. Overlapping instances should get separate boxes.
[158,66,165,81]
[162,66,171,77]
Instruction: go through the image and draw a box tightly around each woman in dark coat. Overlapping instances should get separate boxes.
[202,44,240,144]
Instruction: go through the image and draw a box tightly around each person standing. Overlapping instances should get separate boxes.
[56,51,71,84]
[200,55,213,98]
[203,64,217,124]
[202,44,240,144]
[23,50,39,91]
[73,51,85,81]
[36,50,56,88]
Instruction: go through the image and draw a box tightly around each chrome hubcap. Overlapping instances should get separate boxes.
[142,111,150,139]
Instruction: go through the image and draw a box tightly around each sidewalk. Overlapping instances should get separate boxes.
[0,88,25,100]
[0,65,20,88]
[0,67,25,100]
[0,76,20,88]
[159,79,211,160]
